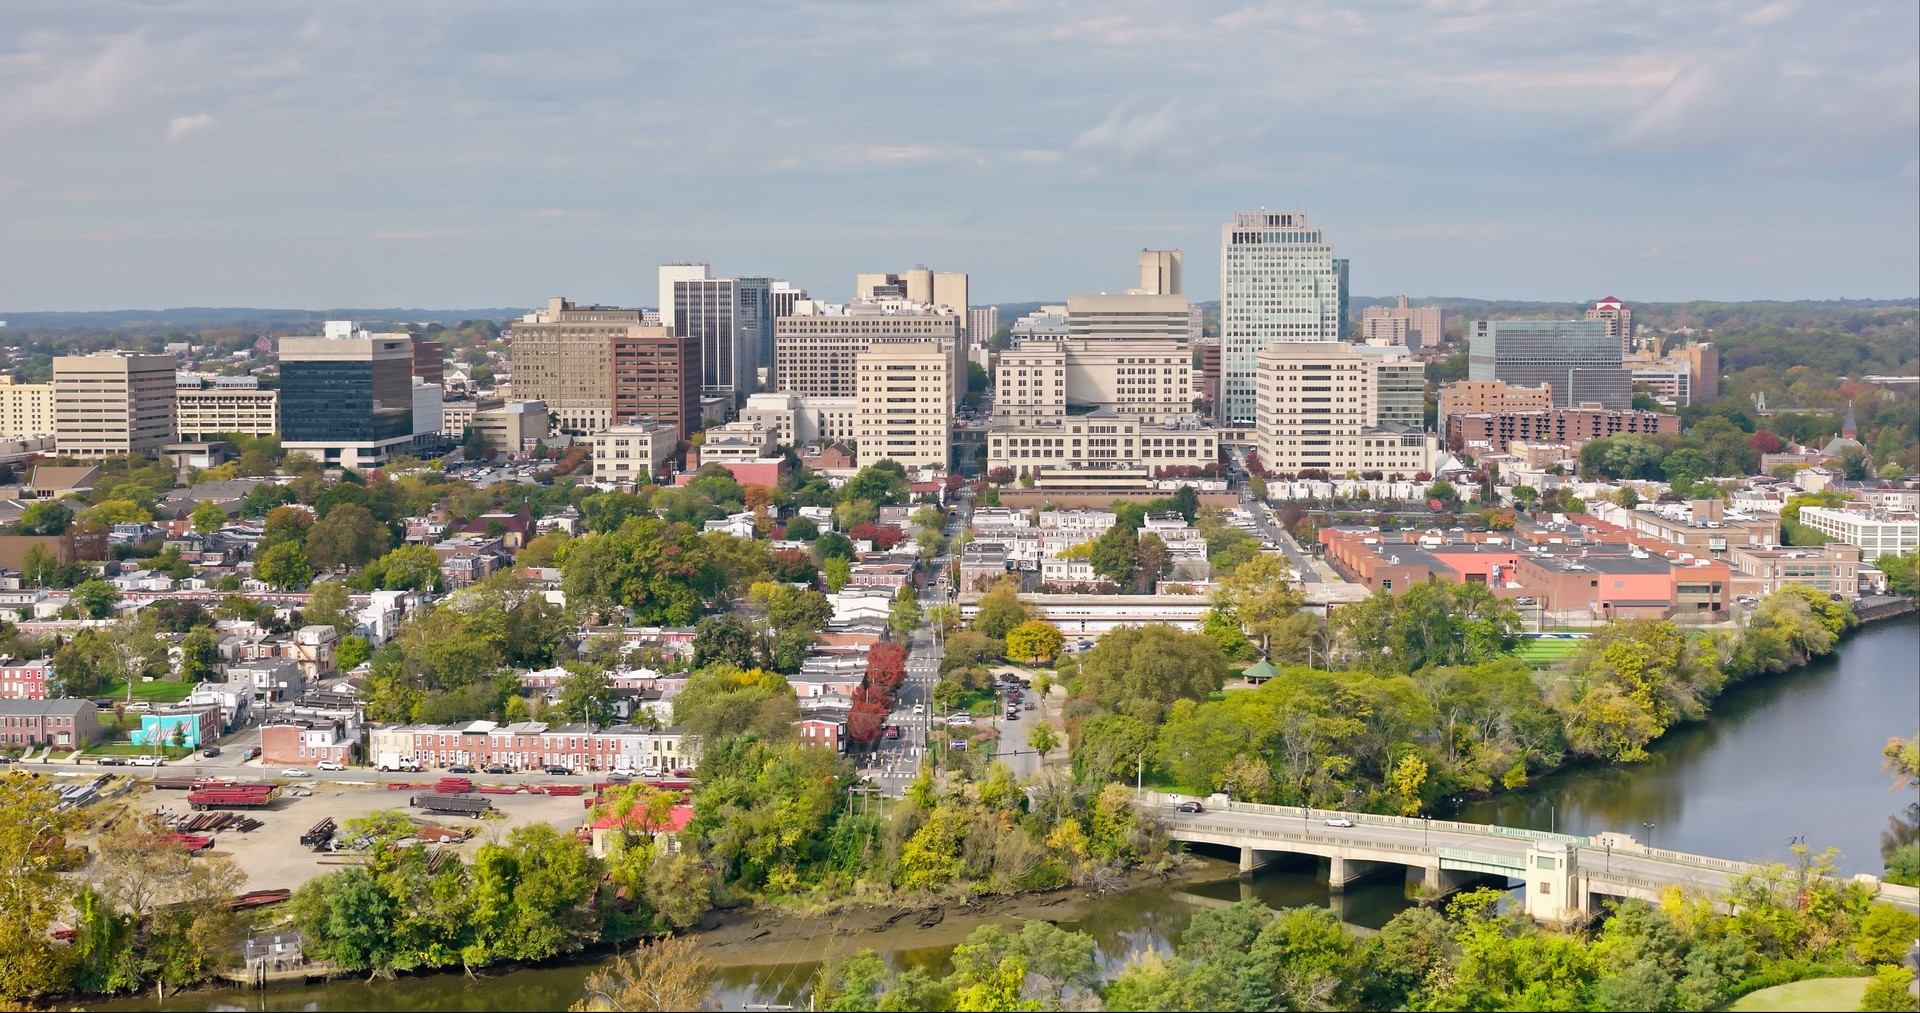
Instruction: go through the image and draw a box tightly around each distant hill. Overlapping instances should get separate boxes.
[0,307,526,333]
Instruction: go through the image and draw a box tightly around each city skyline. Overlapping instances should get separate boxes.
[1,1,1916,311]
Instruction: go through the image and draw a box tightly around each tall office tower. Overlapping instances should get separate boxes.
[1467,319,1631,409]
[52,352,176,458]
[410,335,445,387]
[611,325,701,442]
[279,324,416,471]
[174,375,279,439]
[855,340,953,470]
[0,375,56,439]
[1361,296,1446,350]
[663,265,755,402]
[1253,343,1436,478]
[1334,259,1350,342]
[968,307,999,348]
[736,277,774,390]
[1220,210,1344,425]
[510,297,636,433]
[1135,249,1183,296]
[773,300,964,410]
[856,270,968,317]
[993,339,1193,425]
[1585,296,1634,353]
[769,282,809,328]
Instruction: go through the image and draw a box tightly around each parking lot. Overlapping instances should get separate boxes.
[127,781,594,892]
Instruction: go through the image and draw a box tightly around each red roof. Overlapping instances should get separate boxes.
[1593,296,1623,307]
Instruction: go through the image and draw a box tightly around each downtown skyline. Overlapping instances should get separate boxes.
[1,0,1916,311]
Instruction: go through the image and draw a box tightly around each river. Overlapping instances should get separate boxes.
[90,617,1920,1012]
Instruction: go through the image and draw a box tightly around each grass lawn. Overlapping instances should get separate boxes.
[83,742,194,759]
[108,679,197,703]
[1727,977,1871,1011]
[1513,639,1587,668]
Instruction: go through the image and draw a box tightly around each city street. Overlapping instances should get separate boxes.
[1239,487,1331,583]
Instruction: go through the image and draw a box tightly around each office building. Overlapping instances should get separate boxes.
[1796,506,1919,563]
[968,307,999,348]
[1466,319,1631,409]
[54,352,176,458]
[1066,293,1193,342]
[739,392,859,447]
[1135,249,1183,296]
[411,336,445,388]
[995,339,1193,424]
[591,420,677,486]
[987,412,1217,480]
[1438,380,1554,426]
[773,300,964,410]
[1626,341,1719,406]
[697,421,778,463]
[611,325,700,442]
[1447,405,1679,455]
[1220,210,1344,425]
[1361,296,1445,350]
[662,266,755,403]
[1586,296,1634,353]
[1010,306,1069,339]
[471,400,548,459]
[279,323,417,471]
[856,269,967,318]
[174,375,279,439]
[509,298,633,434]
[0,376,56,439]
[855,341,953,469]
[1253,343,1437,478]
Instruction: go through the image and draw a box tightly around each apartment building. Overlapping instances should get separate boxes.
[0,698,101,748]
[1467,319,1631,409]
[968,307,999,347]
[855,341,952,469]
[1220,210,1344,425]
[174,375,278,439]
[987,411,1218,479]
[590,420,677,486]
[995,338,1193,424]
[1361,296,1445,350]
[1586,296,1634,353]
[0,376,55,439]
[1437,381,1554,427]
[1626,341,1720,405]
[0,656,53,700]
[611,325,701,441]
[773,299,964,409]
[1447,405,1679,455]
[1797,505,1919,563]
[53,352,176,457]
[1253,343,1436,477]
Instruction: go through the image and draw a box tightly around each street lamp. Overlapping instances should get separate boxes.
[1642,821,1656,851]
[1421,814,1432,846]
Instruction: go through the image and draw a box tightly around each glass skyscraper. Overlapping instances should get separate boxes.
[1220,210,1344,426]
[1466,319,1632,409]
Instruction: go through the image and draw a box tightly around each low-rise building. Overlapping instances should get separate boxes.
[0,698,100,749]
[988,410,1219,480]
[1447,404,1679,455]
[1726,543,1866,599]
[133,704,222,749]
[590,420,679,487]
[0,656,53,700]
[1796,505,1919,563]
[259,707,360,766]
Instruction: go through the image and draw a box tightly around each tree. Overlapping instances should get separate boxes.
[302,579,355,635]
[254,541,312,590]
[16,500,73,535]
[1005,620,1064,665]
[176,627,219,682]
[305,502,391,571]
[823,556,853,593]
[80,498,151,526]
[0,774,85,1002]
[260,505,313,550]
[189,500,227,534]
[1088,525,1138,587]
[556,668,617,730]
[1861,964,1917,1013]
[889,586,923,640]
[69,579,122,619]
[357,544,444,592]
[1133,532,1171,592]
[783,515,819,541]
[1028,722,1060,759]
[1078,624,1230,724]
[974,579,1032,640]
[692,615,758,670]
[1216,554,1314,663]
[18,543,60,588]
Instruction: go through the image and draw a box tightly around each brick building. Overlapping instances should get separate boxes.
[1446,405,1678,455]
[0,698,102,749]
[0,656,54,700]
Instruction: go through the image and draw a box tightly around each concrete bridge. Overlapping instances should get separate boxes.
[1153,798,1920,923]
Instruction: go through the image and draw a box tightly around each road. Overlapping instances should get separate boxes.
[1238,487,1328,583]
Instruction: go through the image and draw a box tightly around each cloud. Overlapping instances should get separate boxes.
[368,228,467,240]
[167,113,213,141]
[0,32,164,133]
[1068,97,1237,174]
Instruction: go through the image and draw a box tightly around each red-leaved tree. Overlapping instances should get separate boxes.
[850,523,905,550]
[847,685,890,746]
[866,641,908,697]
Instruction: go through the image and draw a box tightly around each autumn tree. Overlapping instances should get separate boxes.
[0,773,85,1002]
[572,934,717,1012]
[1005,619,1064,665]
[1078,624,1230,724]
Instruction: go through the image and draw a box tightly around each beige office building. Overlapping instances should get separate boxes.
[591,420,677,486]
[472,400,548,458]
[509,298,642,434]
[968,307,999,348]
[174,383,279,439]
[1254,343,1436,478]
[1066,292,1192,342]
[0,376,56,439]
[773,300,963,409]
[1437,380,1554,426]
[1135,249,1183,296]
[855,341,952,469]
[856,270,968,317]
[996,339,1193,424]
[988,412,1217,479]
[698,421,778,462]
[1361,296,1445,350]
[54,352,176,458]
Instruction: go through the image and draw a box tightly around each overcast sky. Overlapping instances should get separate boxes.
[2,0,1915,311]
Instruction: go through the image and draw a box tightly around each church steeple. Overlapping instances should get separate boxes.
[1842,400,1858,440]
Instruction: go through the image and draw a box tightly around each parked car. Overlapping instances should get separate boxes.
[607,770,634,781]
[317,760,346,771]
[640,766,662,778]
[1176,800,1204,814]
[1324,817,1356,828]
[245,746,261,760]
[201,746,221,757]
[672,768,694,778]
[946,713,973,726]
[129,755,164,767]
[1514,596,1536,606]
[96,756,126,766]
[482,764,512,774]
[543,765,572,775]
[447,764,476,774]
[282,768,312,778]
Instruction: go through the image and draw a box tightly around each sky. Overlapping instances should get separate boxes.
[1,0,1915,311]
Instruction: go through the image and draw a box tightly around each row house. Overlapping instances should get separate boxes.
[818,618,888,648]
[259,706,360,765]
[432,536,511,588]
[848,557,916,590]
[226,660,305,702]
[186,679,255,729]
[0,656,53,700]
[0,699,101,748]
[369,720,696,773]
[795,709,850,753]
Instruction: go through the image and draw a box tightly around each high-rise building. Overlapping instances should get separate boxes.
[968,307,1000,348]
[1253,343,1436,478]
[0,376,56,440]
[174,375,279,439]
[611,325,701,442]
[994,339,1193,425]
[773,299,964,410]
[1586,296,1634,353]
[509,297,636,434]
[1467,319,1631,409]
[736,276,774,391]
[1220,210,1344,425]
[411,336,445,388]
[279,323,417,471]
[659,265,763,403]
[855,340,952,470]
[1362,296,1445,350]
[1334,258,1350,342]
[1135,249,1183,296]
[656,263,709,330]
[53,352,176,458]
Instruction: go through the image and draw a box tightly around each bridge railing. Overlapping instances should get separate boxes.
[1204,798,1591,847]
[1435,846,1524,870]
